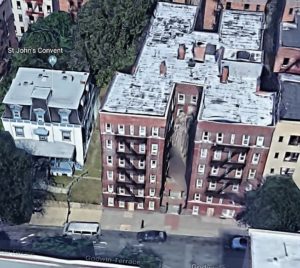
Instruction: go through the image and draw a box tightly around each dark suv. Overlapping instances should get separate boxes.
[137,230,167,243]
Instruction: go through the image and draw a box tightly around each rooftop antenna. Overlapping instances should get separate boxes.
[48,55,57,90]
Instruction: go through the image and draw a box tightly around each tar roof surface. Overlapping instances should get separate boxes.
[281,14,300,48]
[101,3,274,126]
[279,74,300,120]
[3,68,89,109]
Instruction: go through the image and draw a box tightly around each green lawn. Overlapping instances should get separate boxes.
[53,176,73,188]
[70,179,102,205]
[47,192,68,202]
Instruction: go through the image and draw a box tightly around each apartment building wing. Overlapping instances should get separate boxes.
[283,0,300,22]
[243,229,300,268]
[57,0,88,18]
[263,74,300,187]
[274,13,300,74]
[0,0,18,78]
[2,67,99,176]
[12,0,53,38]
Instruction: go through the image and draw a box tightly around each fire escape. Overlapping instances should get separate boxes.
[25,0,44,18]
[205,143,250,203]
[115,136,146,203]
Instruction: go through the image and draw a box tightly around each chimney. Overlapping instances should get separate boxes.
[220,66,229,83]
[160,61,167,76]
[192,42,206,62]
[177,44,186,60]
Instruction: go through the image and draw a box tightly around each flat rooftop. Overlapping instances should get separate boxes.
[249,229,300,268]
[281,14,300,48]
[3,68,90,109]
[279,73,300,120]
[102,3,274,126]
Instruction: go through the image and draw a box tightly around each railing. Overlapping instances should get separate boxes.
[116,151,145,160]
[211,143,250,153]
[115,195,145,203]
[207,175,241,183]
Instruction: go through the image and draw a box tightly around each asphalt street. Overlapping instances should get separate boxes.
[0,225,245,268]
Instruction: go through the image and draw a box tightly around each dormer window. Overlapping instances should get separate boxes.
[34,108,45,123]
[58,109,71,124]
[10,105,22,119]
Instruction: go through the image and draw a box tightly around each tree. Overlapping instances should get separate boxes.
[0,131,34,224]
[237,176,300,232]
[31,236,94,258]
[0,231,10,250]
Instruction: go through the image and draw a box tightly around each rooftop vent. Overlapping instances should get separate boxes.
[177,44,186,60]
[193,42,206,62]
[237,51,250,60]
[62,71,66,74]
[220,66,229,84]
[38,73,43,78]
[62,75,68,80]
[188,58,196,68]
[80,80,86,84]
[23,81,28,85]
[160,61,167,76]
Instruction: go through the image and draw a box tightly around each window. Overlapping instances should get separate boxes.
[256,136,264,147]
[47,5,51,13]
[148,201,155,210]
[27,2,32,8]
[208,182,216,190]
[139,144,146,153]
[198,164,205,174]
[15,126,24,137]
[130,142,135,149]
[278,136,284,142]
[107,171,113,181]
[34,108,45,123]
[107,156,113,166]
[150,174,156,183]
[222,209,235,218]
[108,197,114,207]
[284,152,299,162]
[200,149,208,158]
[21,27,25,34]
[210,166,219,176]
[149,189,155,197]
[106,140,112,149]
[206,196,213,203]
[139,160,145,169]
[138,189,144,197]
[38,5,42,12]
[58,109,70,124]
[191,95,197,104]
[177,109,183,116]
[202,131,209,142]
[29,15,34,22]
[248,169,256,180]
[270,168,275,174]
[219,198,223,204]
[230,134,235,144]
[62,131,71,141]
[238,153,246,163]
[256,5,260,11]
[118,142,125,152]
[194,193,201,201]
[151,144,158,155]
[232,184,239,192]
[213,151,222,160]
[139,126,146,137]
[18,14,23,22]
[119,173,125,181]
[289,8,293,15]
[196,179,203,188]
[119,158,125,167]
[137,203,144,209]
[192,206,199,215]
[244,4,250,10]
[245,184,252,191]
[274,152,279,159]
[119,201,125,208]
[235,169,243,178]
[216,133,223,143]
[178,93,185,104]
[151,160,157,169]
[118,124,125,135]
[226,2,231,9]
[283,58,290,66]
[289,135,300,145]
[39,135,47,141]
[138,175,144,183]
[152,127,159,137]
[108,184,114,193]
[118,187,125,195]
[252,153,260,164]
[280,167,295,176]
[105,123,112,133]
[130,125,134,136]
[242,135,250,146]
[17,1,21,9]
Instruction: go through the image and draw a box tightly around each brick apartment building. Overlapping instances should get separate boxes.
[99,3,275,217]
[0,0,18,78]
[282,0,300,22]
[57,0,88,18]
[274,13,300,74]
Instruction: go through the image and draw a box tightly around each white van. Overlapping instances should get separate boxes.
[63,221,101,240]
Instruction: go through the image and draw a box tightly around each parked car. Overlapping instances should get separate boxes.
[231,236,248,250]
[137,230,167,243]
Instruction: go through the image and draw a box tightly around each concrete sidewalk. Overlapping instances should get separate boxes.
[100,208,245,237]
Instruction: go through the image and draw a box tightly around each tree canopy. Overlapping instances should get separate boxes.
[237,176,300,232]
[0,131,34,224]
